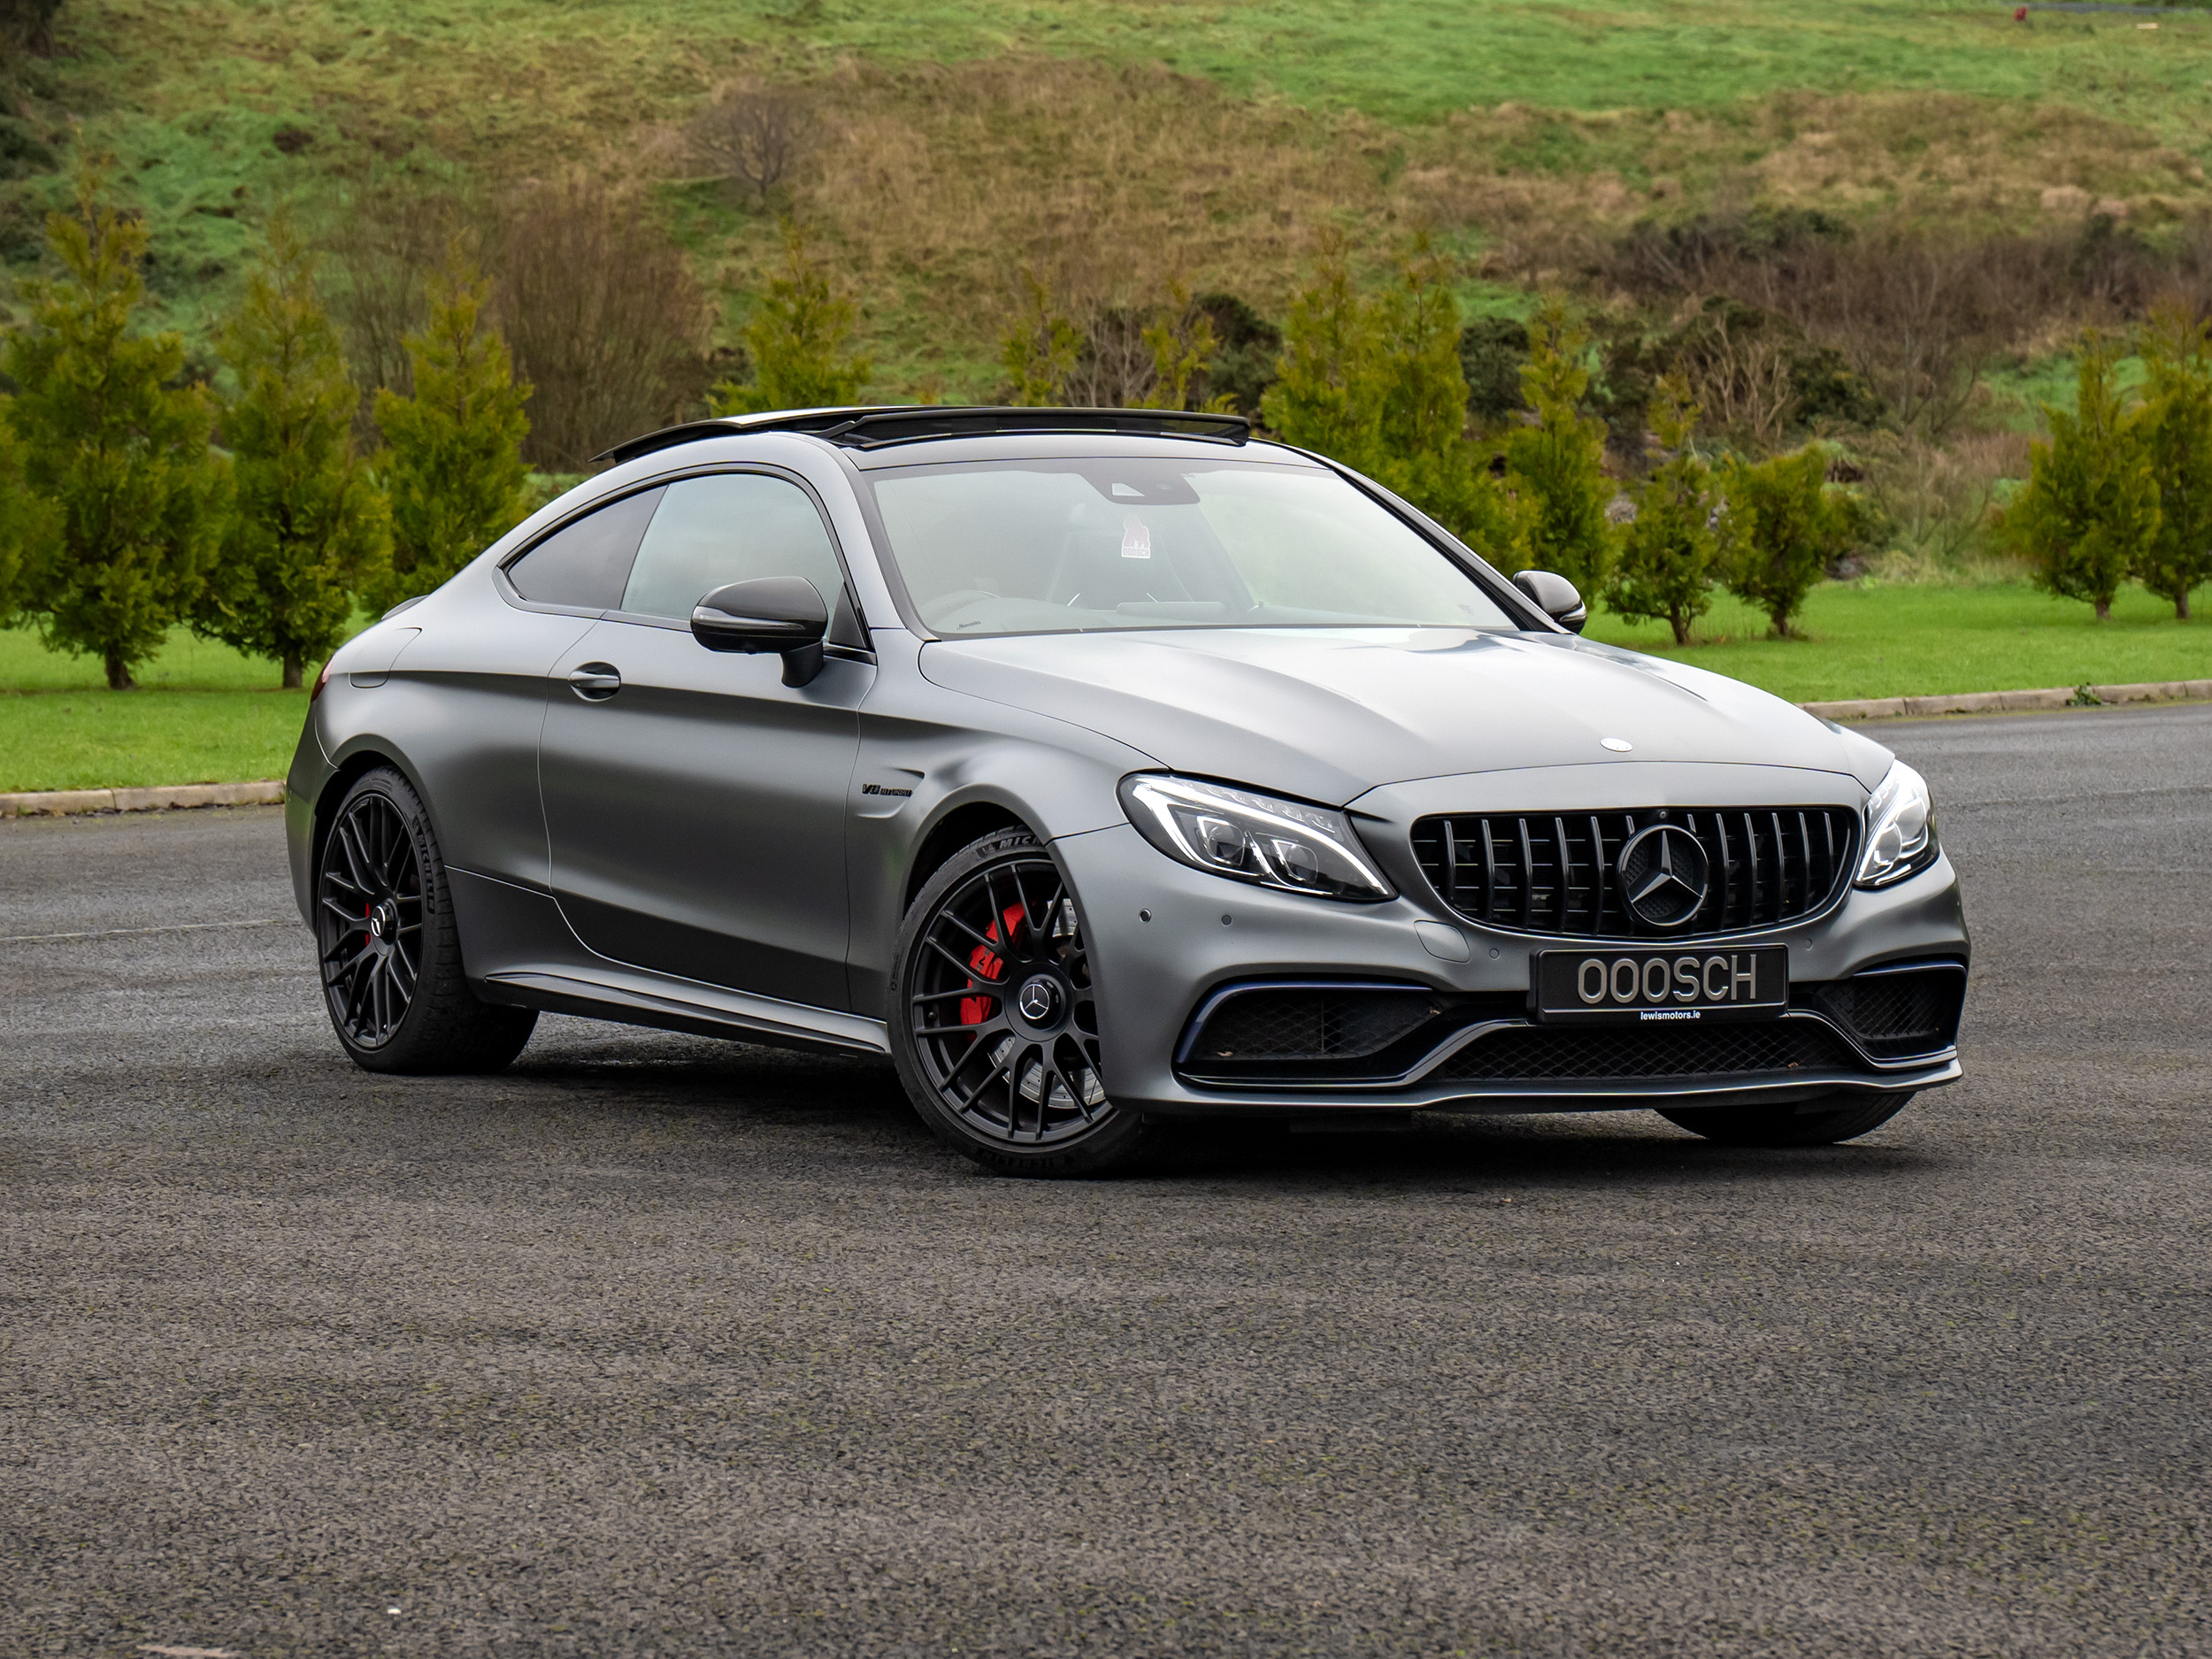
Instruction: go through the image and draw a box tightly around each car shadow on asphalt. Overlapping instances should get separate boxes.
[489,1026,1938,1194]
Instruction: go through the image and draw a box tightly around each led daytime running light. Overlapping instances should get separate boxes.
[1118,775,1394,902]
[1855,760,1936,888]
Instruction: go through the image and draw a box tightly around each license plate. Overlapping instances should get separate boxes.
[1533,945,1787,1024]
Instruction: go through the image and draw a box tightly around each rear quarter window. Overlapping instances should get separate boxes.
[504,487,666,609]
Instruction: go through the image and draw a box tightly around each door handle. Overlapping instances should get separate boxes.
[567,663,621,701]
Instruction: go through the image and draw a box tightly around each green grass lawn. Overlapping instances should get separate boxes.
[0,625,311,793]
[1585,579,2210,703]
[4,583,2207,793]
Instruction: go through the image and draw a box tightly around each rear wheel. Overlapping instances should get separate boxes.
[315,767,537,1074]
[1658,1091,1915,1148]
[890,829,1160,1177]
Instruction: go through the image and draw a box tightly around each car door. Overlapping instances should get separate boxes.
[396,486,667,891]
[539,469,872,1010]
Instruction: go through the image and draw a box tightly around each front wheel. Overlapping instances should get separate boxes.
[1658,1091,1916,1148]
[314,766,537,1074]
[889,829,1161,1177]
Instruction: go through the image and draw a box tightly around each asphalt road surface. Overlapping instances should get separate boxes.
[4,704,2208,1658]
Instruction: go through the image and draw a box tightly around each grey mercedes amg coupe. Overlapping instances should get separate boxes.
[287,406,1968,1175]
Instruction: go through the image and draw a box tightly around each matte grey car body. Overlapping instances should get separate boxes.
[288,408,1967,1171]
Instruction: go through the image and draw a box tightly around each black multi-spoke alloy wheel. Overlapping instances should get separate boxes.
[890,830,1159,1177]
[315,767,537,1074]
[1659,1090,1916,1147]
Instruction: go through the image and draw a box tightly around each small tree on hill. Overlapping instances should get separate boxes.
[2136,305,2212,620]
[198,210,391,688]
[1139,280,1225,413]
[1000,269,1082,406]
[1263,235,1525,565]
[0,411,46,623]
[5,158,224,689]
[1605,376,1720,645]
[1262,230,1386,475]
[710,223,870,414]
[2005,339,2158,623]
[1502,298,1614,595]
[1722,443,1849,639]
[371,239,532,612]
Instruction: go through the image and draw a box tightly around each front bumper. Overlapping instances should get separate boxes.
[1058,818,1969,1119]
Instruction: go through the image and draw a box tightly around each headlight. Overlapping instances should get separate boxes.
[1855,760,1937,887]
[1118,775,1394,902]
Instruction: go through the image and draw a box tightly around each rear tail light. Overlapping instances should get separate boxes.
[310,660,333,703]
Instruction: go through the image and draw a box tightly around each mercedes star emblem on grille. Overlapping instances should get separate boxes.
[1617,823,1710,929]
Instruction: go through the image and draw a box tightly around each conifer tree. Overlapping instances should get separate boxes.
[5,158,224,689]
[199,210,391,687]
[1000,270,1082,406]
[1605,376,1719,645]
[0,411,46,623]
[1722,444,1848,639]
[2006,340,2159,622]
[710,223,870,414]
[371,240,532,612]
[1369,243,1526,569]
[1262,231,1386,475]
[2136,305,2212,620]
[1139,280,1225,413]
[1263,236,1525,565]
[1502,298,1614,595]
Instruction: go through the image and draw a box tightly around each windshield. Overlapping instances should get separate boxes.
[864,457,1518,636]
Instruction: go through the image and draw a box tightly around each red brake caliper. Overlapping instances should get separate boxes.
[959,904,1026,1026]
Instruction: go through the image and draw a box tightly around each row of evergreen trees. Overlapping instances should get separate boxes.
[2006,313,2212,621]
[0,163,532,688]
[1254,235,1866,641]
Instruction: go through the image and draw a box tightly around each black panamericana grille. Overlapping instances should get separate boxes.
[1433,1019,1852,1083]
[1411,807,1857,939]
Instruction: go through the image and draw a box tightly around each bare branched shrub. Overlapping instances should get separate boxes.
[1790,234,1997,441]
[1671,301,1799,450]
[319,183,473,442]
[1861,428,2031,579]
[486,178,711,470]
[690,86,812,208]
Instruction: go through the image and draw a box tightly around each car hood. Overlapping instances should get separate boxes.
[918,627,1891,805]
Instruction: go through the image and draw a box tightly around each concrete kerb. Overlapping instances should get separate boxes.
[0,780,287,819]
[1802,678,2212,723]
[2,677,2208,818]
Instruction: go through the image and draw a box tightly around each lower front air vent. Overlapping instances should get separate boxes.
[1433,1018,1853,1083]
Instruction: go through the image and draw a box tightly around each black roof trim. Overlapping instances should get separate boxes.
[593,405,1251,466]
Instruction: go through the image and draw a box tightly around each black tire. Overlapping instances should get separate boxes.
[889,828,1163,1177]
[314,766,537,1075]
[1658,1091,1915,1148]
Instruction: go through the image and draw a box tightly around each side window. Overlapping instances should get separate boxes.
[504,488,665,609]
[618,472,847,620]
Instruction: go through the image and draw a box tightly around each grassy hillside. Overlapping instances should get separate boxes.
[14,1,2212,393]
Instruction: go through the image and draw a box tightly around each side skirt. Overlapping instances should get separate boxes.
[481,966,890,1058]
[449,865,888,1058]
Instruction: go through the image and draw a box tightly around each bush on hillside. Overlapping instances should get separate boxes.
[710,222,870,414]
[490,179,711,468]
